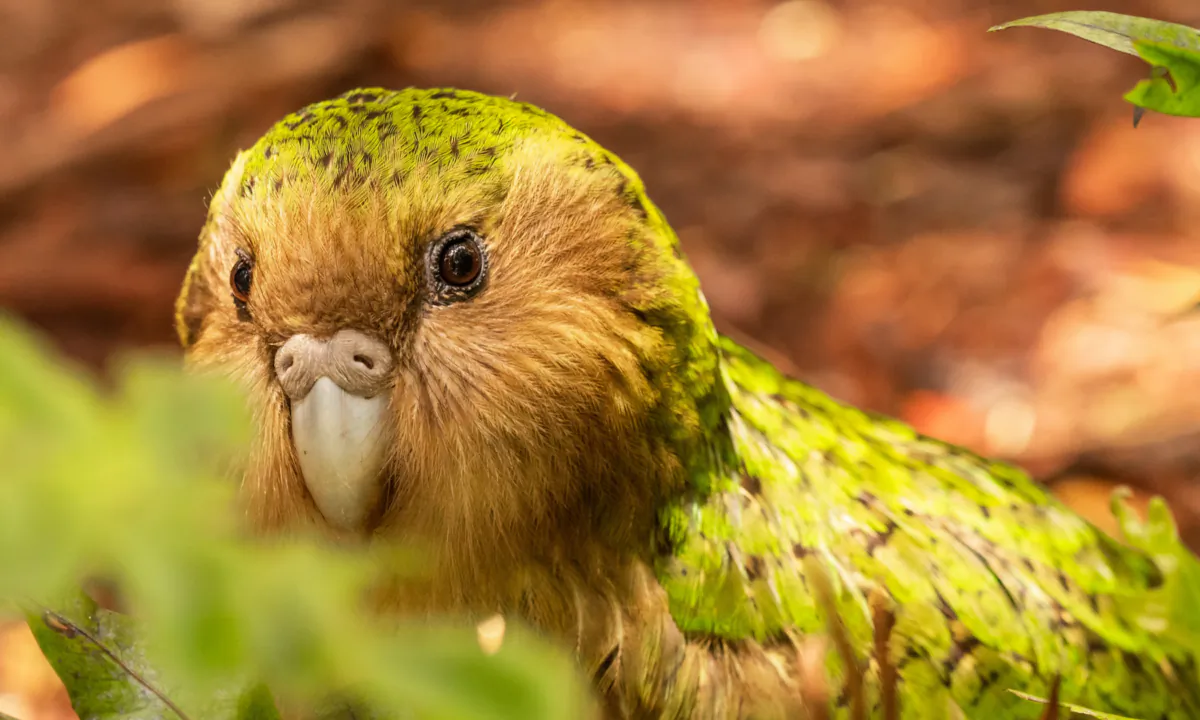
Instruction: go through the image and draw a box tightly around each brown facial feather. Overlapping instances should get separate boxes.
[175,89,871,717]
[180,136,694,613]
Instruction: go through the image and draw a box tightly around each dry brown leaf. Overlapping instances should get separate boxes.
[50,35,194,137]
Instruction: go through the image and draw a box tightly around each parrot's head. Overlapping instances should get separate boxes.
[176,88,726,583]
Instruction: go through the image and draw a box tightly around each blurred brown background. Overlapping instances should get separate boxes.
[4,0,1200,716]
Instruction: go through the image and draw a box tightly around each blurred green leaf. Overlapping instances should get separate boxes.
[0,315,100,435]
[1009,689,1141,719]
[0,315,589,720]
[990,11,1200,120]
[29,592,281,720]
[1110,488,1200,687]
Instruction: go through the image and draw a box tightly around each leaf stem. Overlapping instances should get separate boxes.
[39,607,193,720]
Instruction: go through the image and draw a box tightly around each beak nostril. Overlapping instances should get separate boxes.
[277,332,390,399]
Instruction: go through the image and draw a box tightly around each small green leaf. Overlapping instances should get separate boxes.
[1109,489,1200,671]
[235,683,284,720]
[1008,689,1142,719]
[28,592,281,720]
[991,11,1200,120]
[1125,40,1200,118]
[0,314,99,437]
[989,11,1200,58]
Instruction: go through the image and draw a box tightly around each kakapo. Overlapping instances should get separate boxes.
[176,87,1200,719]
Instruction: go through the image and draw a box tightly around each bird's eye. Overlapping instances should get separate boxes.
[439,239,482,286]
[230,253,254,305]
[429,228,487,300]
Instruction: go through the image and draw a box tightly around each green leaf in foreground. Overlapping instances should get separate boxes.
[1009,689,1141,720]
[0,316,589,720]
[29,591,280,720]
[1111,489,1200,657]
[990,11,1200,120]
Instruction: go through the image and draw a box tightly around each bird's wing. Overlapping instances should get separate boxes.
[653,336,1200,718]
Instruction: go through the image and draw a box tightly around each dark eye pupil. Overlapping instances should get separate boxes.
[439,240,481,286]
[232,261,253,296]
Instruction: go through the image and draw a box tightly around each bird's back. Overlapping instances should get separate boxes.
[655,337,1200,718]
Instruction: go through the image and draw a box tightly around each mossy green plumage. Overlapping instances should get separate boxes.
[180,88,1200,719]
[663,338,1200,718]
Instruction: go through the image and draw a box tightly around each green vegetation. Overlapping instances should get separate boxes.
[992,11,1200,123]
[0,316,588,719]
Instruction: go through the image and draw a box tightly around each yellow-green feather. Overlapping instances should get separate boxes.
[246,88,730,483]
[658,338,1200,717]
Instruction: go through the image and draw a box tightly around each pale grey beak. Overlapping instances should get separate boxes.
[275,330,393,531]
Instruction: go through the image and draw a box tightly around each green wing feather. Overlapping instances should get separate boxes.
[656,337,1200,718]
